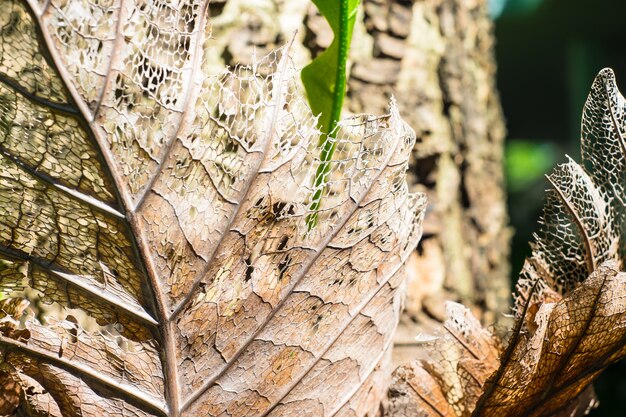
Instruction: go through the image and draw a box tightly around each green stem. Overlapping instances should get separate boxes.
[307,0,350,230]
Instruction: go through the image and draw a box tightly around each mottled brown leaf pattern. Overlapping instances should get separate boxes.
[0,2,116,204]
[0,368,21,416]
[0,1,425,416]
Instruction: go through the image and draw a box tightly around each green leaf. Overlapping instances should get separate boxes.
[506,140,556,192]
[303,0,360,229]
[302,0,359,135]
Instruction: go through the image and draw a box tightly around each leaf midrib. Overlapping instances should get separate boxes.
[24,1,175,413]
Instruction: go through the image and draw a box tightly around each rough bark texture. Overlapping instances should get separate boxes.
[205,0,511,365]
[346,0,511,362]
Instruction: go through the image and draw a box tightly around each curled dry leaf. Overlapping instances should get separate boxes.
[0,1,425,416]
[474,263,624,416]
[473,68,626,417]
[388,68,626,417]
[386,302,500,417]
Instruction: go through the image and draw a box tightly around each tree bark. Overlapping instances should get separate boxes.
[344,0,512,365]
[206,0,511,365]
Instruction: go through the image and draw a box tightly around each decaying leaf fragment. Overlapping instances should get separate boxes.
[387,302,500,417]
[473,68,626,417]
[0,1,425,416]
[474,263,626,416]
[0,298,31,416]
[389,68,626,417]
[0,369,20,417]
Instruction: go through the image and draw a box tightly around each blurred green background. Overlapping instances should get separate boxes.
[493,0,626,413]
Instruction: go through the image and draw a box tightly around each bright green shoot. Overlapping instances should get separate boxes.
[303,0,360,230]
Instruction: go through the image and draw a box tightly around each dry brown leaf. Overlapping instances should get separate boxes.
[388,68,626,417]
[0,368,21,416]
[0,1,425,416]
[473,67,626,417]
[387,302,500,417]
[473,263,626,416]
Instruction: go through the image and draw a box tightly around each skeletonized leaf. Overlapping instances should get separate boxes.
[0,1,424,416]
[388,69,626,417]
[472,69,626,416]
